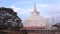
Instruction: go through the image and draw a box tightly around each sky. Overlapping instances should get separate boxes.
[0,0,60,23]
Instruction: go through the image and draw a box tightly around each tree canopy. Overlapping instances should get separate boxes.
[0,7,23,31]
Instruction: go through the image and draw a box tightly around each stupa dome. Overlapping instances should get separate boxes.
[23,4,48,29]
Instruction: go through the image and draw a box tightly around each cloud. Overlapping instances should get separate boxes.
[36,4,49,10]
[37,4,60,15]
[10,5,20,12]
[12,1,30,5]
[46,5,60,15]
[18,1,30,4]
[10,4,60,22]
[10,5,33,15]
[37,4,60,23]
[37,4,48,7]
[9,5,37,20]
[10,5,26,15]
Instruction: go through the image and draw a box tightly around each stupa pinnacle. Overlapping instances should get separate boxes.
[31,4,39,16]
[34,4,37,12]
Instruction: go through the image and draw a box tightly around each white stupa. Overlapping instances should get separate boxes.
[23,4,48,29]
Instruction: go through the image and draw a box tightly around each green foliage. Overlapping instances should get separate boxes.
[0,7,23,31]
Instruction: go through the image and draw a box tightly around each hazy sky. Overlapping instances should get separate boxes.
[0,0,60,23]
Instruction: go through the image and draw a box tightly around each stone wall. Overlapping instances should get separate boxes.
[0,30,60,34]
[27,30,60,34]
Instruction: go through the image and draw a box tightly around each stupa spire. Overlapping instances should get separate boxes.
[31,4,39,15]
[34,4,37,12]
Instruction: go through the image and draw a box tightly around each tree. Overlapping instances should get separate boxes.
[0,7,23,31]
